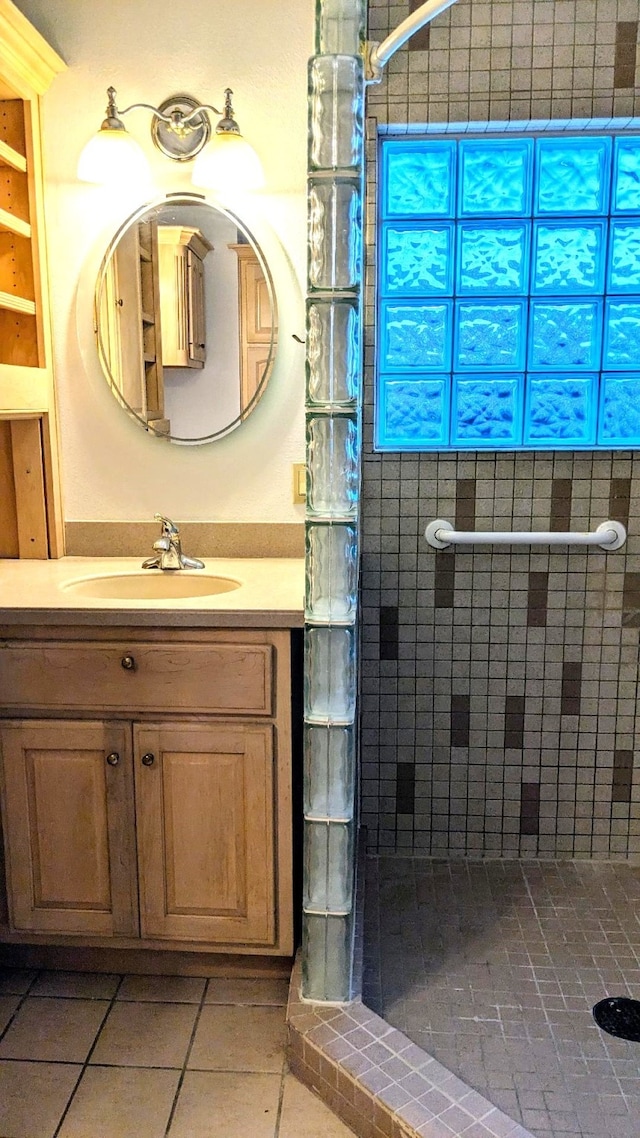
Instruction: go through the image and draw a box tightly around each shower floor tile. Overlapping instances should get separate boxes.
[363,857,640,1138]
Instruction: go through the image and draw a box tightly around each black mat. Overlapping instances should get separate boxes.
[593,997,640,1042]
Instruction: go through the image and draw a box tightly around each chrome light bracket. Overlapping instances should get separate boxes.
[150,94,211,162]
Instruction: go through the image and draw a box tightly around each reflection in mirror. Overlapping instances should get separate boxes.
[95,195,278,444]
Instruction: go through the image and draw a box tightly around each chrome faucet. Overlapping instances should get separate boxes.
[142,514,205,570]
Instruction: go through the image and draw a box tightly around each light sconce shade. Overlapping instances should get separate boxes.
[77,87,150,185]
[77,128,150,185]
[192,132,264,192]
[77,85,264,192]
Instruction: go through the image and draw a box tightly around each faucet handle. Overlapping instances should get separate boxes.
[154,513,179,536]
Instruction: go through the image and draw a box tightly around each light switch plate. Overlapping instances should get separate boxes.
[292,463,306,504]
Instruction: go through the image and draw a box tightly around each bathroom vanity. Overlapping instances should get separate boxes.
[0,557,304,966]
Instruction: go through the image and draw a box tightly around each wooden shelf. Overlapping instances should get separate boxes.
[0,2,67,560]
[141,311,154,325]
[0,206,30,239]
[138,246,152,263]
[0,138,26,172]
[0,290,35,315]
[143,352,156,364]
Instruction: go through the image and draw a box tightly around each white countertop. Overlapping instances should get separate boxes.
[0,557,305,628]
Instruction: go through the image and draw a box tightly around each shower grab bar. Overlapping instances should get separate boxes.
[425,519,627,551]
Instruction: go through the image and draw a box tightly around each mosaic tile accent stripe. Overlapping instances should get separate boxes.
[609,476,632,526]
[622,570,640,625]
[612,748,634,804]
[451,694,470,747]
[549,478,572,532]
[455,477,476,530]
[504,695,525,750]
[614,21,638,90]
[434,557,455,608]
[560,661,582,717]
[526,571,548,628]
[408,0,430,51]
[396,762,415,814]
[519,781,540,836]
[380,606,399,661]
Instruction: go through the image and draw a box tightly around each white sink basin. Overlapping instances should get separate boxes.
[61,572,242,601]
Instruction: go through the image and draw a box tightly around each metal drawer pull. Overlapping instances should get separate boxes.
[141,752,155,767]
[106,752,120,766]
[121,655,135,670]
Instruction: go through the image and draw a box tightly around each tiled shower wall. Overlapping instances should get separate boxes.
[361,0,640,856]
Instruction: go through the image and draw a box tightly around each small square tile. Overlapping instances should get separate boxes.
[0,1059,81,1138]
[168,1071,281,1137]
[58,1065,180,1138]
[188,1005,286,1073]
[90,1001,198,1068]
[0,997,109,1063]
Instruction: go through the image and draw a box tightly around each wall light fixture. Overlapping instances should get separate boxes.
[77,86,264,191]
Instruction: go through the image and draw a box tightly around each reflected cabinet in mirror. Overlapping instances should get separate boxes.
[95,195,278,444]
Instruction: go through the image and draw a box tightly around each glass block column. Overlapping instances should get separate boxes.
[302,0,365,1002]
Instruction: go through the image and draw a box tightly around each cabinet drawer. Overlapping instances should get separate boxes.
[0,641,273,715]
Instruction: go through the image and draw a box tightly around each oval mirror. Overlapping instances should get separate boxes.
[95,195,278,444]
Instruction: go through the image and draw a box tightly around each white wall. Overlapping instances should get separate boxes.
[15,0,312,523]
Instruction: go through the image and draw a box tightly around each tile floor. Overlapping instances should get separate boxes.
[0,969,356,1138]
[363,857,640,1138]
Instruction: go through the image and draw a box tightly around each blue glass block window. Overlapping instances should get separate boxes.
[377,132,640,450]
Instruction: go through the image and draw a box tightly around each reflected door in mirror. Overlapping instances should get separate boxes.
[98,218,169,436]
[230,244,278,419]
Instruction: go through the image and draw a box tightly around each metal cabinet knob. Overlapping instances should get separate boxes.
[141,752,155,767]
[121,655,135,670]
[106,752,120,766]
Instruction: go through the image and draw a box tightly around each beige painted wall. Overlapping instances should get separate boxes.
[14,0,312,523]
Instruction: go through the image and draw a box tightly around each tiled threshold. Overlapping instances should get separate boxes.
[287,956,534,1138]
[287,840,533,1138]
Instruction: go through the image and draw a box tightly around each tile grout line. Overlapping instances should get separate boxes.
[1,972,293,1137]
[272,1054,289,1138]
[0,966,42,1045]
[162,975,211,1137]
[51,972,126,1138]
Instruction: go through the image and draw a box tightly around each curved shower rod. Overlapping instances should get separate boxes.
[365,0,459,82]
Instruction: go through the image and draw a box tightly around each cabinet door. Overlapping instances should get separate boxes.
[0,720,138,936]
[112,225,146,414]
[241,343,272,414]
[243,259,275,343]
[134,721,275,946]
[187,249,206,364]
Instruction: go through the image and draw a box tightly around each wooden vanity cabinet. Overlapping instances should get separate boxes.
[0,627,293,957]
